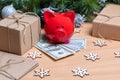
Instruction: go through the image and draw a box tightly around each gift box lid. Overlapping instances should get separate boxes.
[0,14,39,31]
[93,4,120,26]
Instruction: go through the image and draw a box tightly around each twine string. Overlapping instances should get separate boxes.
[6,11,39,51]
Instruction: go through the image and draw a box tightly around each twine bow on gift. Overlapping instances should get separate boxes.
[93,12,120,41]
[0,59,24,80]
[6,12,39,52]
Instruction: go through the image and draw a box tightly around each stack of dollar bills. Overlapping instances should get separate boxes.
[35,35,86,60]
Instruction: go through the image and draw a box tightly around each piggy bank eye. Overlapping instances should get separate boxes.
[56,26,59,29]
[62,26,64,28]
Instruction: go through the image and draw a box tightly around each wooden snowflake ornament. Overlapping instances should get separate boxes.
[74,28,80,33]
[72,67,89,78]
[84,53,100,61]
[93,40,107,47]
[27,51,41,59]
[34,68,50,78]
[114,51,120,57]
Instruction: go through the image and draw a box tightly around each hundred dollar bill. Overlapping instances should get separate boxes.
[61,38,86,51]
[35,37,86,60]
[35,42,75,60]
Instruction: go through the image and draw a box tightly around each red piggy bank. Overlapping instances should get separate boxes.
[44,10,75,44]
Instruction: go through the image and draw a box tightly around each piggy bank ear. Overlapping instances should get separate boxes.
[44,10,55,22]
[63,10,75,23]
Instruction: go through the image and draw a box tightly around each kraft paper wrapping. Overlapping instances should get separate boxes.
[0,52,38,80]
[0,13,41,55]
[92,4,120,41]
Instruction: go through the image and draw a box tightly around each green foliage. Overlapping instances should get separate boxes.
[23,0,41,14]
[50,0,71,12]
[0,0,120,21]
[0,0,41,14]
[80,0,100,21]
[49,0,100,21]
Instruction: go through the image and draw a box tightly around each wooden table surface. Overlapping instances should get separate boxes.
[11,23,120,80]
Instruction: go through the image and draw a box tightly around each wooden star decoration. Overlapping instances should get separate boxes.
[34,68,50,78]
[114,51,120,57]
[93,40,107,47]
[84,53,100,61]
[27,51,41,59]
[72,67,89,78]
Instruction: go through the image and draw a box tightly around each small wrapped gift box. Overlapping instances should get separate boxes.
[0,52,38,80]
[92,4,120,41]
[0,13,41,55]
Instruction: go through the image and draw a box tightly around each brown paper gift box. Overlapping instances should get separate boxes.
[0,13,41,55]
[0,52,38,80]
[92,4,120,41]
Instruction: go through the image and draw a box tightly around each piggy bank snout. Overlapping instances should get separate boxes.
[55,29,66,39]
